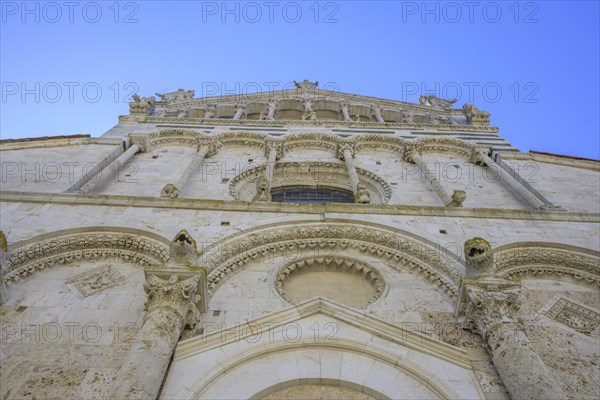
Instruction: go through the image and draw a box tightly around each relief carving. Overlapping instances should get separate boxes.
[546,298,600,335]
[66,264,127,298]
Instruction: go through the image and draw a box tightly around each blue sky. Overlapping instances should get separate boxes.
[1,1,599,158]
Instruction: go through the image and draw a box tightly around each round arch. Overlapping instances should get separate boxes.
[181,339,463,400]
[200,219,464,299]
[493,241,600,287]
[3,226,171,284]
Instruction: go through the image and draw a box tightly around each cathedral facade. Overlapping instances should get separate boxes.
[0,81,598,399]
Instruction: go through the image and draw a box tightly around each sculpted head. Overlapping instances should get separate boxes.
[464,237,492,264]
[464,237,495,278]
[169,229,199,265]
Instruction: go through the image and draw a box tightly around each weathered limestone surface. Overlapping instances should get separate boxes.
[0,86,598,400]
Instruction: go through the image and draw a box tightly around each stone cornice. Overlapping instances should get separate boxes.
[0,136,126,151]
[149,88,468,115]
[119,115,499,133]
[1,190,599,223]
[501,151,600,172]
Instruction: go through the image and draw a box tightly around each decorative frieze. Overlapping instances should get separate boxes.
[4,232,170,284]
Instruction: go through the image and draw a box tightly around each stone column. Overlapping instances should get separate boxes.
[78,143,141,194]
[463,283,566,400]
[458,237,567,400]
[409,151,465,207]
[233,103,245,120]
[267,100,277,119]
[340,102,351,121]
[161,143,212,199]
[253,143,278,202]
[109,272,202,400]
[475,151,546,210]
[340,145,359,194]
[0,230,7,305]
[372,105,385,123]
[265,143,278,184]
[65,145,125,193]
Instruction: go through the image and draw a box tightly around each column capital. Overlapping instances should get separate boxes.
[402,143,422,163]
[337,143,356,160]
[463,283,521,340]
[198,137,222,157]
[470,147,492,165]
[265,141,283,159]
[457,237,522,340]
[143,272,203,329]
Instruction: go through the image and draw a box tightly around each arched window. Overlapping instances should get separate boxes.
[271,186,354,204]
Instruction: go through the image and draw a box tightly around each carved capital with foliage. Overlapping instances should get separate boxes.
[143,272,202,330]
[463,284,521,341]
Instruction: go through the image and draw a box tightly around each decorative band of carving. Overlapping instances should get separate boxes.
[494,245,600,286]
[201,223,462,297]
[227,162,392,204]
[141,130,490,164]
[275,256,385,308]
[3,232,170,284]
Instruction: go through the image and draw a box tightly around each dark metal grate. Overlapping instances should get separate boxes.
[271,187,354,204]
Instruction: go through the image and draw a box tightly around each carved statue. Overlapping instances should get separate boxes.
[259,112,275,121]
[301,110,317,121]
[355,183,372,204]
[202,107,215,119]
[155,89,195,103]
[252,178,272,202]
[419,95,457,110]
[294,80,318,90]
[463,104,491,125]
[464,237,495,278]
[448,190,466,207]
[129,94,156,115]
[168,229,199,266]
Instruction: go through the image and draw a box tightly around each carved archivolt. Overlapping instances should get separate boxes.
[275,256,386,308]
[2,228,170,284]
[200,221,463,298]
[137,129,490,164]
[227,161,392,204]
[494,242,600,287]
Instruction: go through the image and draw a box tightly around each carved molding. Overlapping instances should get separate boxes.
[274,256,386,308]
[3,230,170,284]
[129,87,497,129]
[545,298,600,335]
[138,130,493,167]
[200,222,462,297]
[227,161,392,204]
[494,245,600,287]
